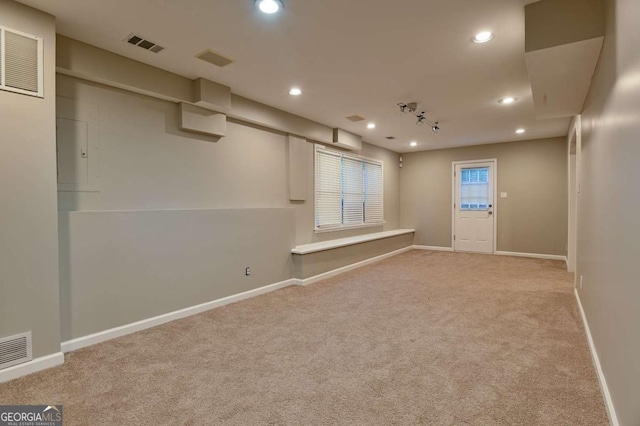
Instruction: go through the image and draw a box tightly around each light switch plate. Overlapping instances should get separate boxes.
[500,192,508,198]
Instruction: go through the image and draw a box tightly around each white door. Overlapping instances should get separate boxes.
[453,161,495,253]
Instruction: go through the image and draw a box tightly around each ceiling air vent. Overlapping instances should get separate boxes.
[385,136,397,140]
[345,115,366,122]
[0,26,44,98]
[125,34,165,53]
[195,49,234,68]
[0,332,32,370]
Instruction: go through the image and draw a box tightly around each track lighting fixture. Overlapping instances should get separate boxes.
[398,102,440,133]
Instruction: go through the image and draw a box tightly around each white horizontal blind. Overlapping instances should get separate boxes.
[315,146,384,230]
[364,161,383,224]
[315,149,342,228]
[342,157,364,224]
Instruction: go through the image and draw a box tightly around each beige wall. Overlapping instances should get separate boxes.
[57,74,400,241]
[400,138,568,255]
[56,75,290,212]
[59,209,294,340]
[56,74,401,340]
[0,1,61,358]
[577,0,640,423]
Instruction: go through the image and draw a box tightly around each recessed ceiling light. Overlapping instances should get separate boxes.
[256,0,282,14]
[472,31,494,43]
[499,97,517,105]
[288,87,302,96]
[410,141,418,147]
[367,123,376,129]
[515,128,526,134]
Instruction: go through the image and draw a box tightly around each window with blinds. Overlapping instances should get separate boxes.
[315,145,384,230]
[0,26,44,98]
[460,167,490,210]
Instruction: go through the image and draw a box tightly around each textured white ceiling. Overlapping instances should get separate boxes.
[20,0,569,152]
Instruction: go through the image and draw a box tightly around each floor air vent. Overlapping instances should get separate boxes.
[0,332,32,370]
[125,34,164,53]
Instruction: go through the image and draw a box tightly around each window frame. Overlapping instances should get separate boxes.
[314,144,385,233]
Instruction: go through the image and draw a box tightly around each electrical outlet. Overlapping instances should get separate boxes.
[245,267,251,276]
[579,275,583,290]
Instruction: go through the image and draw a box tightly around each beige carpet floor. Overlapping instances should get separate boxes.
[0,251,608,425]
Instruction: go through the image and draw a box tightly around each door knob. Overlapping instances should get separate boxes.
[488,211,493,215]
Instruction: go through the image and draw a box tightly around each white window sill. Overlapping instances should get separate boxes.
[292,229,415,255]
[314,222,385,234]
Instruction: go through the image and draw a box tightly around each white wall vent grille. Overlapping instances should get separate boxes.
[0,332,33,370]
[0,26,44,98]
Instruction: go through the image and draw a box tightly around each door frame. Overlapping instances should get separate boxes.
[567,115,581,275]
[451,158,498,253]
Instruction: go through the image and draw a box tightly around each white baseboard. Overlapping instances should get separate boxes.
[412,245,454,252]
[495,250,567,262]
[61,279,296,353]
[574,289,619,426]
[412,247,565,262]
[0,352,64,384]
[293,246,413,286]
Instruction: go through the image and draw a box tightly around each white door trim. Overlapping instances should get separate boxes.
[451,158,498,254]
[567,115,581,275]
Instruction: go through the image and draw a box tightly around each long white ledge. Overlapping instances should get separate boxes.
[291,229,415,255]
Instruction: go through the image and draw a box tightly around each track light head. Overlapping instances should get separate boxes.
[397,101,441,133]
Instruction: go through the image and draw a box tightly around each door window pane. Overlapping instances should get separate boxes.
[460,167,490,210]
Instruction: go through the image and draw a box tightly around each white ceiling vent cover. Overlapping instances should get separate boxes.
[195,49,234,68]
[345,115,366,122]
[0,331,33,370]
[0,26,44,98]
